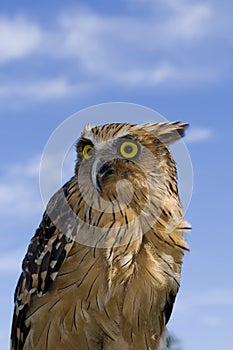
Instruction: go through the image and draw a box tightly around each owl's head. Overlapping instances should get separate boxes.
[75,122,188,196]
[73,122,188,246]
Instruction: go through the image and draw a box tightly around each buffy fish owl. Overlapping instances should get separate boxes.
[11,121,190,350]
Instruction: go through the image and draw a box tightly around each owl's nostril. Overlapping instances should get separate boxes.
[96,162,114,192]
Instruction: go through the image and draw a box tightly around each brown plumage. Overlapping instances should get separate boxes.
[11,122,190,350]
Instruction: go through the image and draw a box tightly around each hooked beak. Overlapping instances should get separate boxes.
[92,159,114,192]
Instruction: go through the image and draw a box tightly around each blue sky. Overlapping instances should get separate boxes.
[0,0,233,348]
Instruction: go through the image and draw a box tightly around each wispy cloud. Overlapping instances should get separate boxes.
[0,151,75,219]
[186,127,213,143]
[0,156,42,218]
[183,288,233,306]
[176,288,233,314]
[0,1,231,102]
[56,5,215,84]
[157,1,213,40]
[0,250,23,273]
[5,156,41,177]
[40,148,75,204]
[174,288,233,328]
[0,15,42,62]
[0,77,93,101]
[202,315,224,326]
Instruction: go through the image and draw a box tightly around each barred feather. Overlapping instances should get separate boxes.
[11,122,190,350]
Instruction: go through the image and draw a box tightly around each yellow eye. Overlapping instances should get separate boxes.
[119,141,139,159]
[83,144,94,160]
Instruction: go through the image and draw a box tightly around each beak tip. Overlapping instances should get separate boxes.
[96,184,102,193]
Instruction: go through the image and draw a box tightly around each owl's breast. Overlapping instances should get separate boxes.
[24,239,179,349]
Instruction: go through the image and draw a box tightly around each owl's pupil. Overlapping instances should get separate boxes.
[124,145,133,153]
[87,149,92,155]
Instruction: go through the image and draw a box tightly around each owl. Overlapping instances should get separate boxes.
[11,122,190,350]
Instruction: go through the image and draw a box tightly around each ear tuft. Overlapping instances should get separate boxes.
[156,121,189,145]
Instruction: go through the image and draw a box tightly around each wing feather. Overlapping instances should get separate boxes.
[10,176,78,350]
[163,290,177,325]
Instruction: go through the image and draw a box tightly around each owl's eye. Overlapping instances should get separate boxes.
[83,144,94,160]
[119,141,139,159]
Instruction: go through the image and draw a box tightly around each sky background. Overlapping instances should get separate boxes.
[0,0,233,349]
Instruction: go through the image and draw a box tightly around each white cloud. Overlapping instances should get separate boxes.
[0,5,216,67]
[6,155,41,177]
[0,2,231,101]
[189,288,233,306]
[203,315,224,327]
[186,127,213,143]
[0,151,75,218]
[53,2,230,90]
[105,63,176,87]
[176,288,233,314]
[40,149,75,205]
[174,288,233,329]
[0,250,23,273]
[57,4,213,75]
[0,77,90,101]
[0,15,42,62]
[107,62,222,88]
[127,0,213,38]
[0,180,42,216]
[0,156,42,218]
[164,3,212,39]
